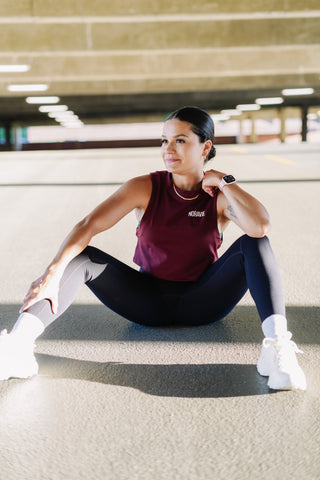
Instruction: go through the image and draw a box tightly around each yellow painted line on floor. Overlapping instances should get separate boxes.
[264,154,296,165]
[229,146,248,154]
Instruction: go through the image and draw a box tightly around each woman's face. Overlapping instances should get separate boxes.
[161,119,211,176]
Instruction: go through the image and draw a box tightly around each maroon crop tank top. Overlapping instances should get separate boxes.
[133,171,222,281]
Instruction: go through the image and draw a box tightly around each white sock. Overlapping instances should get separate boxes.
[11,312,45,342]
[262,314,288,339]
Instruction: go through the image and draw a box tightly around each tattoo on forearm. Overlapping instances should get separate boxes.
[227,205,238,220]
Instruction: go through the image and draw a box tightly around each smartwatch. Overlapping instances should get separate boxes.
[218,174,236,191]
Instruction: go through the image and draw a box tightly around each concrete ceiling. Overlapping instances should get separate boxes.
[0,0,319,127]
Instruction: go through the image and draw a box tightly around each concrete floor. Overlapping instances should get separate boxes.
[0,142,319,480]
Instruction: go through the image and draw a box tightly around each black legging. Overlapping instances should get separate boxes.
[25,235,285,328]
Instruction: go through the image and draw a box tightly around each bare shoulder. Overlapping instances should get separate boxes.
[122,174,152,210]
[83,174,152,236]
[125,174,151,189]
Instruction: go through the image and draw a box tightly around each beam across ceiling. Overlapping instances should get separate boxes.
[0,0,319,127]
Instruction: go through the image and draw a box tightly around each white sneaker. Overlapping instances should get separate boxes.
[0,329,39,381]
[257,332,307,390]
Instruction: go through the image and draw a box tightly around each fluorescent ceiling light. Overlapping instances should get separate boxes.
[8,84,48,92]
[236,104,261,111]
[48,110,74,118]
[55,116,79,123]
[57,117,79,123]
[61,117,83,123]
[221,109,241,116]
[255,97,283,105]
[39,105,68,113]
[211,114,230,121]
[282,88,314,96]
[26,96,60,104]
[0,64,30,73]
[55,113,76,119]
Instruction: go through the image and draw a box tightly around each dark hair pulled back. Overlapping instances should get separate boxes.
[166,106,216,162]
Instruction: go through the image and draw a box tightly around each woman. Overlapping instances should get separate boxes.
[0,106,306,390]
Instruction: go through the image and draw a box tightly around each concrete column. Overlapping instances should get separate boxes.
[12,125,24,151]
[279,108,286,143]
[249,114,256,143]
[238,118,245,144]
[301,105,308,142]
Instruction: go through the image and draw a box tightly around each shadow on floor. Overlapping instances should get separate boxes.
[36,353,275,399]
[1,304,319,344]
[1,304,314,398]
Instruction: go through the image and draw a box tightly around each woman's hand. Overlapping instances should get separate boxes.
[202,169,225,196]
[20,269,61,314]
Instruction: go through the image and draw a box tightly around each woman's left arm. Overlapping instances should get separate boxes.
[202,169,271,238]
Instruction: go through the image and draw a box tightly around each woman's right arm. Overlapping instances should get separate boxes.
[21,175,152,313]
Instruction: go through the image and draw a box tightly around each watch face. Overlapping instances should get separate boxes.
[223,175,236,183]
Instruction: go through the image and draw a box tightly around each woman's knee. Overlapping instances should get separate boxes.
[64,251,91,277]
[64,250,105,284]
[240,234,270,250]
